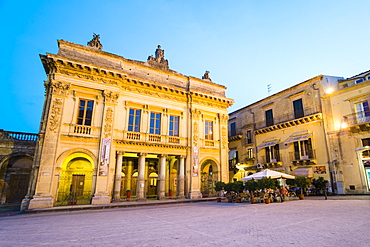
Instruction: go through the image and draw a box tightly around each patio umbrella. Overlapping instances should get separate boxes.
[242,169,295,181]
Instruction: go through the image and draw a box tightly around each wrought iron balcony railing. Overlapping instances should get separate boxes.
[344,111,370,126]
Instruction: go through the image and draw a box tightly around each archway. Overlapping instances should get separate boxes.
[200,159,219,197]
[56,153,94,205]
[0,156,32,204]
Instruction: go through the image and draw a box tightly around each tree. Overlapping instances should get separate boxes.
[312,177,328,199]
[295,176,309,195]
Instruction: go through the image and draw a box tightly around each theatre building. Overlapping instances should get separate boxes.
[26,35,233,209]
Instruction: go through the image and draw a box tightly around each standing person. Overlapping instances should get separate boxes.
[280,186,288,202]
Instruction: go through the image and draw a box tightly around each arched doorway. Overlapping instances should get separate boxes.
[200,159,219,197]
[0,156,32,204]
[56,153,94,205]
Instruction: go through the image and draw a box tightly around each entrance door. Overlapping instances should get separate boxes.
[71,175,85,197]
[7,174,30,203]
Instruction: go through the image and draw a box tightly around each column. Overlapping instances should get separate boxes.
[158,154,167,199]
[113,151,123,201]
[177,156,185,198]
[126,160,133,192]
[136,153,147,200]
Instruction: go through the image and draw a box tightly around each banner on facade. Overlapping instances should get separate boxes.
[99,138,111,176]
[193,147,199,176]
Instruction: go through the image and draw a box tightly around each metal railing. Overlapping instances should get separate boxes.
[255,105,321,130]
[344,111,370,126]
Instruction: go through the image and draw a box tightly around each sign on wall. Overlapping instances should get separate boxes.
[99,138,111,176]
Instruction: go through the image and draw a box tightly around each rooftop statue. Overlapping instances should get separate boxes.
[148,45,169,70]
[87,33,103,50]
[202,71,211,81]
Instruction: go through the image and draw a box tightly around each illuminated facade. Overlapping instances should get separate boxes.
[229,72,370,194]
[229,75,341,191]
[26,35,233,209]
[323,71,370,193]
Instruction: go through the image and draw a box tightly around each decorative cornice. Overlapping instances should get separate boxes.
[42,55,233,109]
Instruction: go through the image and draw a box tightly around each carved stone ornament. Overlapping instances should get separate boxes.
[221,126,227,149]
[202,71,211,81]
[191,109,202,120]
[49,98,63,132]
[87,33,102,50]
[218,113,229,124]
[103,91,119,104]
[193,121,199,146]
[51,81,70,96]
[147,45,169,70]
[103,107,114,138]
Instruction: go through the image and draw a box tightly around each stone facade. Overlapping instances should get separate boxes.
[229,72,370,194]
[0,130,38,204]
[323,71,370,194]
[27,36,233,209]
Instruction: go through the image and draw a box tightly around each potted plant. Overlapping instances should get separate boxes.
[214,181,226,202]
[244,179,258,204]
[257,177,275,204]
[295,176,309,200]
[312,177,329,200]
[224,182,235,203]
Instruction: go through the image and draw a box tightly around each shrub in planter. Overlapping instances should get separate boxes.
[244,179,258,203]
[295,176,309,199]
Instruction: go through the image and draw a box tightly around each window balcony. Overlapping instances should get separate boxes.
[344,111,370,133]
[118,131,186,146]
[68,124,100,137]
[255,105,321,133]
[289,149,316,166]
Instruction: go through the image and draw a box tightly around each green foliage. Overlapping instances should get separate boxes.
[234,181,244,193]
[312,177,328,190]
[224,182,235,192]
[214,181,226,192]
[257,177,276,190]
[295,176,309,189]
[244,180,258,192]
[286,179,295,186]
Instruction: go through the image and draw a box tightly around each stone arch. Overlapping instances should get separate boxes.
[56,148,96,170]
[0,152,34,204]
[55,149,96,205]
[199,157,220,197]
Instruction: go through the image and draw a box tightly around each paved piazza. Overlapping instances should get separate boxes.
[1,199,369,246]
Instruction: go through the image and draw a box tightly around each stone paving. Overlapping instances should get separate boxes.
[0,198,369,247]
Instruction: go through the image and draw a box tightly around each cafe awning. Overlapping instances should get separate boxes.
[285,131,312,144]
[258,138,280,149]
[294,167,313,177]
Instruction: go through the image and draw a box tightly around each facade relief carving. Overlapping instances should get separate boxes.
[49,81,70,96]
[221,126,227,149]
[103,91,119,104]
[218,113,229,124]
[193,121,199,146]
[191,109,202,120]
[49,98,63,132]
[103,107,113,138]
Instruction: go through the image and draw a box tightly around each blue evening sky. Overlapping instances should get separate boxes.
[1,0,369,133]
